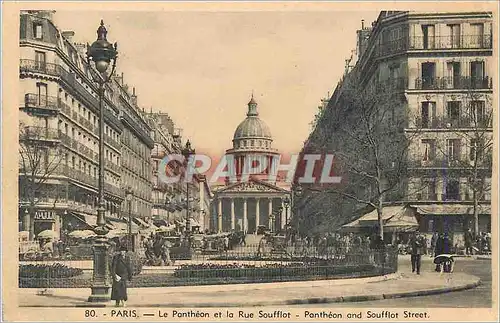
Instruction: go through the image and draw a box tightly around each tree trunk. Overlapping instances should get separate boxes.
[377,197,384,240]
[23,208,31,236]
[473,190,479,238]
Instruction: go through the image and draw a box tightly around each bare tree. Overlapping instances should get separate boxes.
[436,87,493,237]
[302,71,421,239]
[19,122,64,239]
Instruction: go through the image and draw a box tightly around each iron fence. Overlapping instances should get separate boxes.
[19,242,398,288]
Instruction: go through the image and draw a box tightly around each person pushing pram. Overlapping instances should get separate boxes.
[433,232,454,275]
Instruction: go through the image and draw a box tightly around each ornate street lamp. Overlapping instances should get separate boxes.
[291,184,302,230]
[181,140,195,234]
[85,19,118,303]
[125,187,133,252]
[283,196,291,226]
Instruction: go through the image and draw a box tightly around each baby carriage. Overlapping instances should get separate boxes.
[434,254,454,275]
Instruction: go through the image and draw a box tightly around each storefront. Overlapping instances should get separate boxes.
[23,210,62,241]
[340,205,419,244]
[411,203,492,247]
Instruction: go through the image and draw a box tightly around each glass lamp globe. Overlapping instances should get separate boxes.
[96,60,110,73]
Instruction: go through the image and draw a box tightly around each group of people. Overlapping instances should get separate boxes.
[409,230,455,275]
[142,232,174,266]
[464,229,491,256]
[199,231,246,251]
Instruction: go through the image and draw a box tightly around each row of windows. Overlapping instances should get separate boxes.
[415,177,491,201]
[122,129,151,160]
[122,146,152,180]
[63,151,121,188]
[420,137,490,162]
[122,196,152,217]
[121,169,152,202]
[419,100,487,127]
[33,80,121,153]
[58,119,120,164]
[419,60,487,83]
[58,87,120,142]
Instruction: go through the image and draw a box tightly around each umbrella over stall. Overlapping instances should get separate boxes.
[37,230,56,239]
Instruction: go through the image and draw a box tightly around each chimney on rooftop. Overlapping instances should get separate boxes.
[61,30,75,42]
[131,87,138,106]
[361,19,365,29]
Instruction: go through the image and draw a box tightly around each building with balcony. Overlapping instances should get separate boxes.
[295,11,493,243]
[146,112,213,234]
[18,10,154,241]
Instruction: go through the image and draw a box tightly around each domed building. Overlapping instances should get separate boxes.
[211,96,290,235]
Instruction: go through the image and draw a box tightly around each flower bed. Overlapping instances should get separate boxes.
[209,254,372,265]
[173,263,376,279]
[19,264,84,278]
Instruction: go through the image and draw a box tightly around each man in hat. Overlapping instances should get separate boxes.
[410,229,425,275]
[111,246,132,307]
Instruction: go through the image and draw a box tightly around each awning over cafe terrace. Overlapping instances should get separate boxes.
[410,204,491,216]
[341,205,418,233]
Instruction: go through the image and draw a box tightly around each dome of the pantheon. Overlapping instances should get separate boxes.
[233,96,272,139]
[232,96,274,150]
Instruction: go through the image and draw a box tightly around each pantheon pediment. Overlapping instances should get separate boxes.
[218,179,288,194]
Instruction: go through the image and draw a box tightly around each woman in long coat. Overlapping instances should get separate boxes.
[111,246,132,307]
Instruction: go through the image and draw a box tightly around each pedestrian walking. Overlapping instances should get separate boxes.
[111,246,132,307]
[410,230,425,274]
[430,232,438,257]
[464,229,473,256]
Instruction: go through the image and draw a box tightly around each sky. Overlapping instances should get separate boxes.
[53,9,380,158]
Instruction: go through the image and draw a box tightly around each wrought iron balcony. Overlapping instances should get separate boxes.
[20,126,61,142]
[105,160,121,174]
[414,76,492,90]
[376,38,409,57]
[414,115,490,129]
[58,100,72,117]
[104,183,124,198]
[23,94,59,116]
[373,34,492,60]
[409,34,492,50]
[408,158,470,169]
[104,134,121,151]
[19,59,60,76]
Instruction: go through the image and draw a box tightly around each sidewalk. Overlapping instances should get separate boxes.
[18,270,480,307]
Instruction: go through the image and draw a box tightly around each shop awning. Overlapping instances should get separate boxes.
[340,205,418,232]
[108,218,139,234]
[133,217,149,227]
[411,204,491,216]
[71,212,96,227]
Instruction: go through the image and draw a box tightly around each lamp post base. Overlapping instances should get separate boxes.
[88,286,111,302]
[88,237,111,303]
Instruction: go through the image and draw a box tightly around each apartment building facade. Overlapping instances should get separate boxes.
[147,112,213,233]
[295,11,493,242]
[18,10,155,241]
